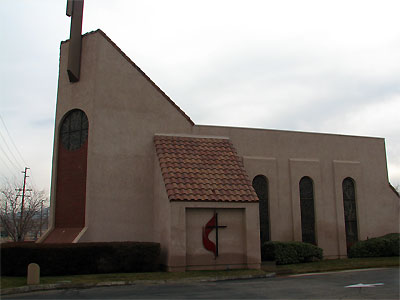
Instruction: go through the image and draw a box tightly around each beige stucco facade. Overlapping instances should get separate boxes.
[41,30,399,271]
[192,125,399,258]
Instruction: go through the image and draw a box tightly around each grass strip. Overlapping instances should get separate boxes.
[2,257,399,290]
[1,269,265,290]
[262,256,399,274]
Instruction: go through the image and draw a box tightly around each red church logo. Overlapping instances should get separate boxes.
[202,212,227,258]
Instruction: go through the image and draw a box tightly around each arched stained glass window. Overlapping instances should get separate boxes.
[299,176,316,245]
[342,177,358,251]
[60,109,88,151]
[252,175,270,245]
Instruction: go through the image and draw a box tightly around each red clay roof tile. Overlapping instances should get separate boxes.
[154,135,259,202]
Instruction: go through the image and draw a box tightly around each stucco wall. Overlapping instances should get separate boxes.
[153,151,172,265]
[168,202,260,271]
[186,208,246,270]
[192,125,400,258]
[51,31,193,243]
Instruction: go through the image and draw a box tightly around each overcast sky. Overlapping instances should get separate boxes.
[1,0,399,194]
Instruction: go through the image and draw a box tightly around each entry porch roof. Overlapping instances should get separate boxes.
[154,135,259,202]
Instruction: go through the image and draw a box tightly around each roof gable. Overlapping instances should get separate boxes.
[63,29,194,126]
[154,135,259,202]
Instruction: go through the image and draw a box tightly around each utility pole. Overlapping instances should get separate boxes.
[16,167,31,241]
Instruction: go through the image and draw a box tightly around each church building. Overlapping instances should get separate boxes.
[39,24,399,271]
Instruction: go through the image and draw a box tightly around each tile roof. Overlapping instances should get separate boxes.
[154,135,259,202]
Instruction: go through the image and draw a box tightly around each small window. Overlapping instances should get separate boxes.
[60,109,88,151]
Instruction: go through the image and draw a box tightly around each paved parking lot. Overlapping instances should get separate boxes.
[4,267,399,299]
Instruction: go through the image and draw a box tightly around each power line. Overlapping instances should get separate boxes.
[0,155,16,178]
[0,142,21,173]
[0,115,43,192]
[0,114,28,167]
[26,167,38,191]
[0,114,40,189]
[0,129,24,170]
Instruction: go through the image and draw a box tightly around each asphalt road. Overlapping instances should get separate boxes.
[4,267,399,299]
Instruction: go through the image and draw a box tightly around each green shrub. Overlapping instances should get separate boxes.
[261,241,276,261]
[261,241,323,265]
[1,242,161,276]
[348,233,400,258]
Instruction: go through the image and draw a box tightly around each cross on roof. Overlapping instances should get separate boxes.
[66,0,84,82]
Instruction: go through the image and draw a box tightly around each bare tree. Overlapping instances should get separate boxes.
[0,181,48,242]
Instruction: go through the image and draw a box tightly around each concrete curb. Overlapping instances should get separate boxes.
[1,273,276,296]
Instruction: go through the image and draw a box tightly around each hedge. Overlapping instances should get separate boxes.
[348,233,400,258]
[261,241,323,265]
[1,242,161,276]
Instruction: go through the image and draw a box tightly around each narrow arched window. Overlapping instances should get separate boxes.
[60,109,89,151]
[54,109,89,230]
[252,175,270,245]
[299,176,316,245]
[342,177,358,251]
